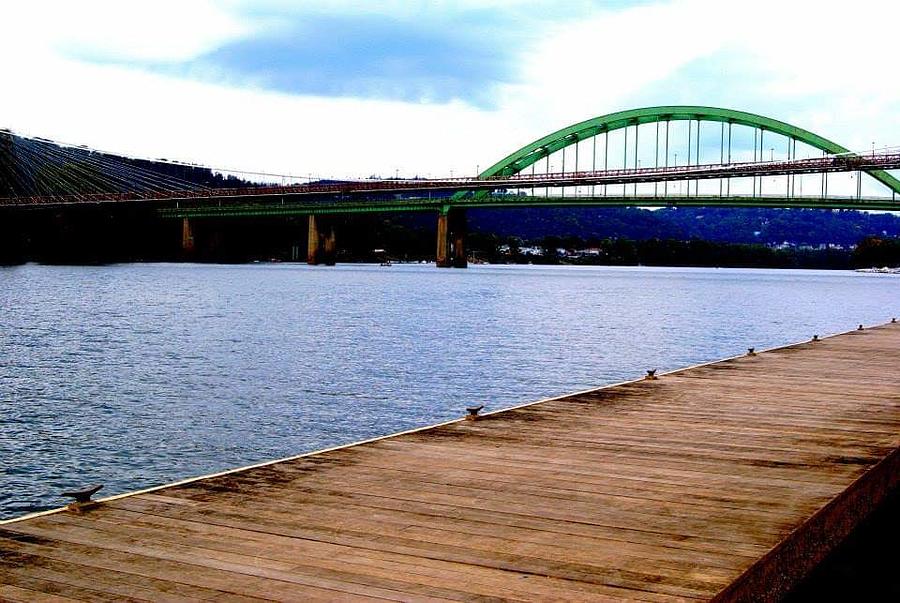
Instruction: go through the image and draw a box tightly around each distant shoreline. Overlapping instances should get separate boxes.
[4,259,899,272]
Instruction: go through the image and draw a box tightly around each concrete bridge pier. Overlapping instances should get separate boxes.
[307,215,336,265]
[436,207,467,268]
[181,218,195,256]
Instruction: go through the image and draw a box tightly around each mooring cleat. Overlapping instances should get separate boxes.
[465,404,485,421]
[858,324,864,331]
[61,484,103,504]
[747,347,756,356]
[645,369,658,380]
[812,334,819,342]
[892,317,897,324]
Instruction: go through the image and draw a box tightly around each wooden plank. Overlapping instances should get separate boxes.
[2,323,899,602]
[0,584,82,603]
[20,511,672,603]
[0,538,271,602]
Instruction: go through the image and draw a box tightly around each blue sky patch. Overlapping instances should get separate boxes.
[59,2,642,108]
[195,13,519,106]
[69,5,553,108]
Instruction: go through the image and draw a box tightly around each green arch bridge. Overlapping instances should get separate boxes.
[168,106,900,266]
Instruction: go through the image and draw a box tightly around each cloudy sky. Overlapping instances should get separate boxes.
[2,0,899,191]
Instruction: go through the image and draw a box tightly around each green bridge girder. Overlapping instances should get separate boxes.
[161,194,900,220]
[465,105,900,196]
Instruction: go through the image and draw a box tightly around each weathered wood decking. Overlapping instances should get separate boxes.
[2,324,899,602]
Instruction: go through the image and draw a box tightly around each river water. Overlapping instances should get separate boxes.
[1,263,898,519]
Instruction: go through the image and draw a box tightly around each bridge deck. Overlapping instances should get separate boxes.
[2,324,899,602]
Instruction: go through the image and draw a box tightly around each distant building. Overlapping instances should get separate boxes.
[576,248,602,256]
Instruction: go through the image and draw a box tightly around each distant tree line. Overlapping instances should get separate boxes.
[465,206,900,248]
[852,236,900,268]
[464,234,875,270]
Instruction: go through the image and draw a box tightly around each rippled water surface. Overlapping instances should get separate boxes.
[1,263,898,519]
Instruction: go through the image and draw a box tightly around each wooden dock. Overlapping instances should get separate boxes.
[2,323,899,602]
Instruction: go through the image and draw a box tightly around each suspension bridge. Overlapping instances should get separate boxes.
[2,106,900,266]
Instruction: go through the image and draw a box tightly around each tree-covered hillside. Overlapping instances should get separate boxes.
[466,207,900,247]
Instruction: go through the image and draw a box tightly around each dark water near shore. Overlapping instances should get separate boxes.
[785,485,900,601]
[1,263,898,519]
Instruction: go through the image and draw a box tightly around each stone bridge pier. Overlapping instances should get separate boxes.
[436,207,467,268]
[307,215,337,265]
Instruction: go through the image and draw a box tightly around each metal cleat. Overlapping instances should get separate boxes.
[61,484,103,504]
[465,404,484,421]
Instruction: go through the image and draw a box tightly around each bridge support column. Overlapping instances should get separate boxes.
[451,209,467,268]
[321,224,336,266]
[436,207,466,268]
[307,215,319,264]
[436,212,449,267]
[181,218,195,255]
[307,215,336,266]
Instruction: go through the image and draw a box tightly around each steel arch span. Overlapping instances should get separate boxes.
[475,105,900,195]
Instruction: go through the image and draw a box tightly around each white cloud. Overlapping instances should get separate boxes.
[512,0,725,123]
[1,0,899,194]
[736,0,900,97]
[0,50,508,180]
[0,1,252,63]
